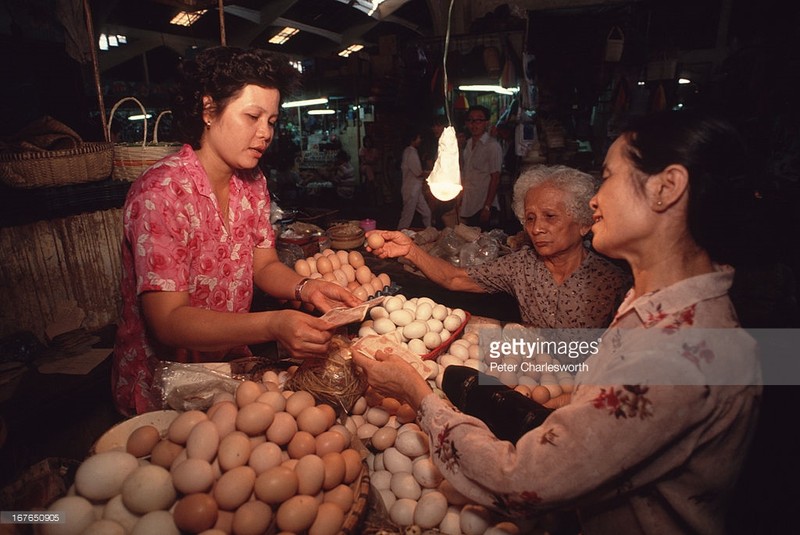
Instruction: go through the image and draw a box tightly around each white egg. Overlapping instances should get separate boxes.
[371,470,392,490]
[394,430,429,458]
[44,496,95,535]
[390,471,421,500]
[389,498,417,527]
[439,507,463,535]
[422,360,439,380]
[389,309,414,327]
[440,328,451,340]
[431,304,448,321]
[413,490,448,529]
[462,332,480,345]
[443,315,463,333]
[449,343,469,361]
[426,318,444,334]
[460,504,492,535]
[403,320,428,340]
[451,308,467,321]
[423,331,442,350]
[373,317,396,335]
[382,447,413,473]
[407,338,428,356]
[358,325,379,337]
[437,353,461,369]
[412,457,443,488]
[414,302,433,321]
[370,306,389,320]
[463,358,485,372]
[74,451,140,501]
[379,489,397,511]
[384,296,403,313]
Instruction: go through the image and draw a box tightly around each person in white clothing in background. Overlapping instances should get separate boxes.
[459,105,503,230]
[397,127,432,229]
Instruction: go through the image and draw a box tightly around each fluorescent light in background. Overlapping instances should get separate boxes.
[637,80,646,86]
[458,85,519,95]
[117,35,127,44]
[338,44,364,58]
[108,35,119,47]
[678,78,691,85]
[269,26,299,45]
[170,10,207,27]
[128,114,153,121]
[308,109,335,115]
[290,60,303,73]
[282,97,328,108]
[98,33,108,51]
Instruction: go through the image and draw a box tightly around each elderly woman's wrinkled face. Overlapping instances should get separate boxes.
[524,183,590,259]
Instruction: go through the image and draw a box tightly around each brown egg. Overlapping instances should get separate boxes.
[172,458,214,494]
[287,431,317,459]
[355,265,372,284]
[232,500,272,535]
[315,430,348,456]
[235,380,264,408]
[321,452,346,490]
[353,286,369,300]
[378,272,391,288]
[395,403,418,424]
[213,465,256,511]
[186,420,220,462]
[366,232,385,249]
[316,256,333,274]
[324,484,355,513]
[380,397,402,416]
[328,252,341,270]
[295,454,325,495]
[335,249,349,266]
[276,495,319,533]
[126,425,160,458]
[341,448,363,484]
[310,502,345,535]
[347,280,360,291]
[217,431,251,471]
[340,263,356,283]
[236,402,275,436]
[294,258,311,276]
[531,385,551,404]
[167,410,208,444]
[150,439,183,468]
[209,400,238,438]
[347,250,365,268]
[296,406,329,436]
[285,390,316,417]
[317,403,337,429]
[332,269,348,287]
[254,465,298,504]
[172,493,218,534]
[322,247,335,257]
[256,391,286,412]
[266,412,298,446]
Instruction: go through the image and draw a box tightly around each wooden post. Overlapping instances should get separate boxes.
[82,0,108,141]
[218,0,227,45]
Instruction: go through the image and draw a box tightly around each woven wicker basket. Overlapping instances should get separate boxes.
[0,141,113,189]
[108,97,181,182]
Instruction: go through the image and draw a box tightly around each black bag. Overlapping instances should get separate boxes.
[442,365,554,443]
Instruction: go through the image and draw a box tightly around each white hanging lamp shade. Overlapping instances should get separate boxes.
[426,126,462,201]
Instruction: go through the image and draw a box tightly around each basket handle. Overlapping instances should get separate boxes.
[108,97,148,147]
[152,111,172,145]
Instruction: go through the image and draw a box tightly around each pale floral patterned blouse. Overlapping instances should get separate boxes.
[112,145,275,416]
[466,248,631,328]
[419,266,762,534]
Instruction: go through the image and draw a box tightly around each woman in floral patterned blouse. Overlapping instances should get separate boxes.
[369,165,630,329]
[112,47,361,416]
[354,110,761,534]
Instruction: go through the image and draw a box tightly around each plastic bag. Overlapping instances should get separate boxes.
[152,361,242,412]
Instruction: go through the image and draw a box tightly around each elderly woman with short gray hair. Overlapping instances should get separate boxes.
[367,165,630,328]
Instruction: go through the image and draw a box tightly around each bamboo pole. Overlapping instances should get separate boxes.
[82,0,108,142]
[218,0,226,45]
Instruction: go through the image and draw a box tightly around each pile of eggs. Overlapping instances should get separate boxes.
[357,295,467,359]
[345,389,528,535]
[293,249,391,301]
[43,372,364,535]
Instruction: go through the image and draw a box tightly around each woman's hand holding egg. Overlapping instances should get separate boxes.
[365,230,414,259]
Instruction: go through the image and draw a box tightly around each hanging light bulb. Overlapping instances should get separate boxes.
[427,126,462,201]
[426,0,461,202]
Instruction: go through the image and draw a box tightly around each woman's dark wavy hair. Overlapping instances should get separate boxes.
[621,110,752,262]
[173,46,300,148]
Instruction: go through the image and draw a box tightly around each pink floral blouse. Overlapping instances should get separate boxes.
[419,266,762,534]
[112,145,275,416]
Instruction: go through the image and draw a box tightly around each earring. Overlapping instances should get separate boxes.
[206,121,212,127]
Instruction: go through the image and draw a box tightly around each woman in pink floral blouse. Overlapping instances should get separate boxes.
[113,47,361,416]
[354,110,762,534]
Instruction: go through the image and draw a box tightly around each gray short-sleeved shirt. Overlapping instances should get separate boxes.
[465,248,630,328]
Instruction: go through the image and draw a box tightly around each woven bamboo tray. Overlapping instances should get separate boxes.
[0,142,113,188]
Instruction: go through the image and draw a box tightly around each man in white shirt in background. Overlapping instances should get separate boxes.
[459,105,503,230]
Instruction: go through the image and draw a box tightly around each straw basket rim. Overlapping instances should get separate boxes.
[0,141,114,189]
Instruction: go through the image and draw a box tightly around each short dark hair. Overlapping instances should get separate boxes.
[621,110,750,261]
[173,46,300,148]
[467,105,490,121]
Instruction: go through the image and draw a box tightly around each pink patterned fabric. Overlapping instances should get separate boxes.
[112,145,275,415]
[418,266,761,534]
